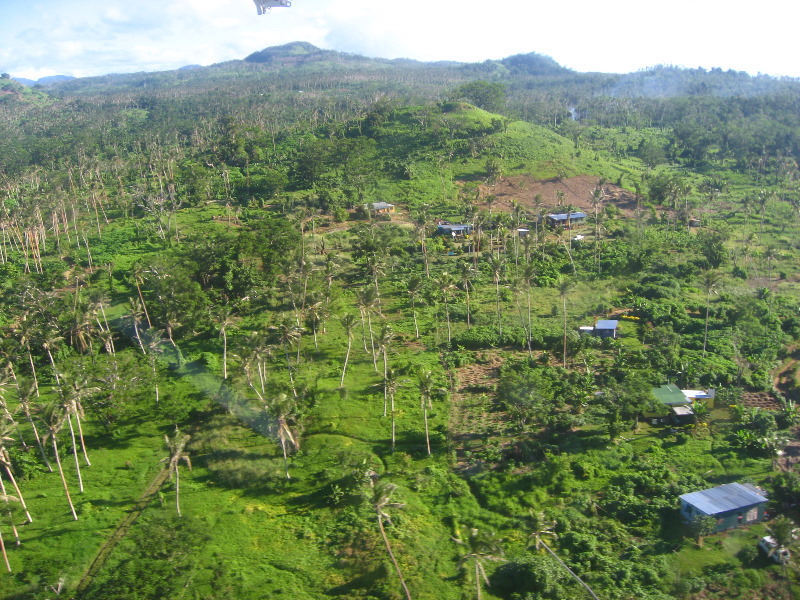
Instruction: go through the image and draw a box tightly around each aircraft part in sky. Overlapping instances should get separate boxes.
[253,0,292,14]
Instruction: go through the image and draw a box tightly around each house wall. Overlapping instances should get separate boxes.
[680,500,766,532]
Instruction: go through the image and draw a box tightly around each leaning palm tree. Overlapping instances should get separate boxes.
[526,510,600,600]
[161,429,191,517]
[0,491,20,572]
[15,378,52,472]
[369,480,413,600]
[453,528,505,600]
[339,314,358,386]
[0,428,31,524]
[268,393,299,479]
[42,402,77,521]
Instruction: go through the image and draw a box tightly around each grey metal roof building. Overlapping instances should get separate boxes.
[680,483,767,515]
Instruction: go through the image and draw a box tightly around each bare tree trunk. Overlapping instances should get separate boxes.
[51,434,78,520]
[377,513,413,600]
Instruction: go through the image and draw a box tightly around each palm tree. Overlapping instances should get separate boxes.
[369,480,413,600]
[526,511,600,600]
[700,270,721,358]
[520,262,537,357]
[377,325,395,418]
[0,428,31,524]
[590,186,605,274]
[268,393,299,479]
[43,402,77,521]
[15,378,51,472]
[405,276,424,339]
[274,321,302,397]
[161,429,191,517]
[418,369,440,456]
[339,314,357,386]
[356,287,379,369]
[123,297,148,355]
[457,261,476,328]
[439,272,457,345]
[141,329,165,404]
[130,263,153,328]
[0,490,20,572]
[453,528,505,600]
[214,304,235,380]
[488,255,505,336]
[558,278,574,368]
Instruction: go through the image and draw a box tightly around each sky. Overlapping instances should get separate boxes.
[2,0,799,81]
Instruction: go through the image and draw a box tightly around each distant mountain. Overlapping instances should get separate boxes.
[31,41,799,103]
[12,74,75,87]
[244,41,340,64]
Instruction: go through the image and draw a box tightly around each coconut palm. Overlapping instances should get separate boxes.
[439,272,457,345]
[405,275,424,339]
[488,255,505,336]
[356,287,379,368]
[700,270,721,358]
[453,528,505,600]
[0,490,20,572]
[161,429,192,517]
[526,510,600,600]
[268,393,299,479]
[214,304,235,380]
[130,263,153,327]
[43,402,77,521]
[0,427,31,524]
[418,369,443,456]
[369,480,413,600]
[377,325,395,418]
[457,261,476,328]
[123,297,148,355]
[274,321,302,397]
[14,378,51,471]
[558,278,574,368]
[141,329,166,404]
[339,313,357,386]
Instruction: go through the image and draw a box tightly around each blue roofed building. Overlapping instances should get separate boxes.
[436,224,473,237]
[679,483,769,532]
[593,320,619,339]
[545,212,587,228]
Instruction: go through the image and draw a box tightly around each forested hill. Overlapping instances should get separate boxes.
[24,41,800,102]
[3,30,800,600]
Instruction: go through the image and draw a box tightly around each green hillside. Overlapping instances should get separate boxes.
[0,43,798,600]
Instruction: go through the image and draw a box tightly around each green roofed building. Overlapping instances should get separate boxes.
[647,384,695,426]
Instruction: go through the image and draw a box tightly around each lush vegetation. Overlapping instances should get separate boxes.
[0,43,799,600]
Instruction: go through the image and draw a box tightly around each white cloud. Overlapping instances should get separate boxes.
[2,0,800,79]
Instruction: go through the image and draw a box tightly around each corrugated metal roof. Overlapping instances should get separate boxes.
[595,320,618,329]
[547,212,587,221]
[680,483,768,515]
[653,384,688,406]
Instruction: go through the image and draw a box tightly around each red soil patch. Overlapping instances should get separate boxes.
[741,391,782,411]
[475,175,639,217]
